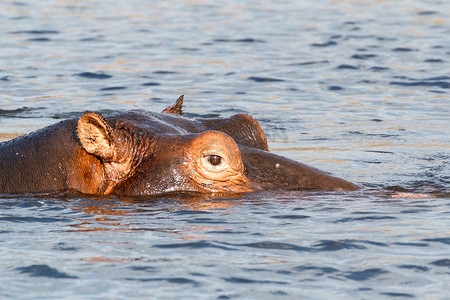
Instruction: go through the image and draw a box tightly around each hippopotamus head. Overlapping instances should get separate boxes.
[76,96,358,196]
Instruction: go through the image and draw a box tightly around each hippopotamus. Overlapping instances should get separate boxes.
[0,96,359,196]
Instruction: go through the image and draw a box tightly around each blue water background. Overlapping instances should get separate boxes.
[0,0,449,298]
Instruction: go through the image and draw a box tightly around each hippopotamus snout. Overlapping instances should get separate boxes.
[239,145,359,192]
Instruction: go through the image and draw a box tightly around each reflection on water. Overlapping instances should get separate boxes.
[3,191,449,298]
[70,195,240,233]
[0,0,449,298]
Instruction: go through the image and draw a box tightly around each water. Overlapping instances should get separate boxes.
[0,0,449,298]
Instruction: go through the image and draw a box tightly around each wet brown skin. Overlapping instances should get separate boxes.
[0,96,359,195]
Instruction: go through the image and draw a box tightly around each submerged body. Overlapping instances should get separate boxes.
[0,96,358,195]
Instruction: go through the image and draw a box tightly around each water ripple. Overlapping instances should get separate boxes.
[10,30,59,35]
[235,241,311,252]
[141,82,161,86]
[293,266,339,274]
[337,64,359,70]
[223,277,288,285]
[390,81,450,89]
[0,216,72,223]
[398,265,429,272]
[422,238,450,245]
[313,240,367,251]
[351,54,377,60]
[125,277,199,286]
[380,292,414,298]
[335,215,397,223]
[153,240,237,251]
[344,268,389,281]
[247,76,284,82]
[270,214,310,220]
[75,72,112,79]
[311,41,338,47]
[214,38,265,43]
[99,86,127,91]
[430,259,450,267]
[15,265,77,279]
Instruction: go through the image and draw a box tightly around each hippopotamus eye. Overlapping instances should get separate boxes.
[208,155,223,166]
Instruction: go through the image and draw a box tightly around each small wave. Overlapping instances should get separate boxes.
[153,71,177,74]
[170,210,212,215]
[422,76,450,81]
[248,76,284,82]
[270,214,310,219]
[430,259,450,267]
[311,41,338,47]
[179,47,199,51]
[351,54,377,60]
[294,266,339,274]
[99,86,127,91]
[344,268,388,281]
[399,209,431,214]
[223,277,287,285]
[52,242,79,251]
[369,66,390,72]
[15,264,77,279]
[28,38,51,42]
[390,81,449,89]
[153,240,236,251]
[0,216,72,223]
[347,131,400,138]
[417,11,437,15]
[10,30,59,35]
[235,241,311,252]
[398,265,429,272]
[205,230,249,235]
[335,216,397,223]
[424,59,444,63]
[337,64,359,70]
[0,107,38,117]
[380,292,414,298]
[328,86,344,91]
[289,60,329,66]
[377,36,398,41]
[364,150,394,154]
[214,38,265,43]
[391,47,417,52]
[75,72,112,79]
[129,266,156,272]
[313,240,367,251]
[125,277,199,286]
[141,82,161,86]
[185,217,227,224]
[393,242,429,247]
[422,238,450,245]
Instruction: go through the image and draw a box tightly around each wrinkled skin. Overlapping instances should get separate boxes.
[0,96,359,195]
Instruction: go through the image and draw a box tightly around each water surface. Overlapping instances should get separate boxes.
[0,0,449,299]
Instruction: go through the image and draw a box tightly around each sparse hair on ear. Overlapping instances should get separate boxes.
[77,112,117,160]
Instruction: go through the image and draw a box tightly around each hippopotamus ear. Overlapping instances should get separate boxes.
[162,95,183,115]
[199,114,269,151]
[77,112,117,161]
